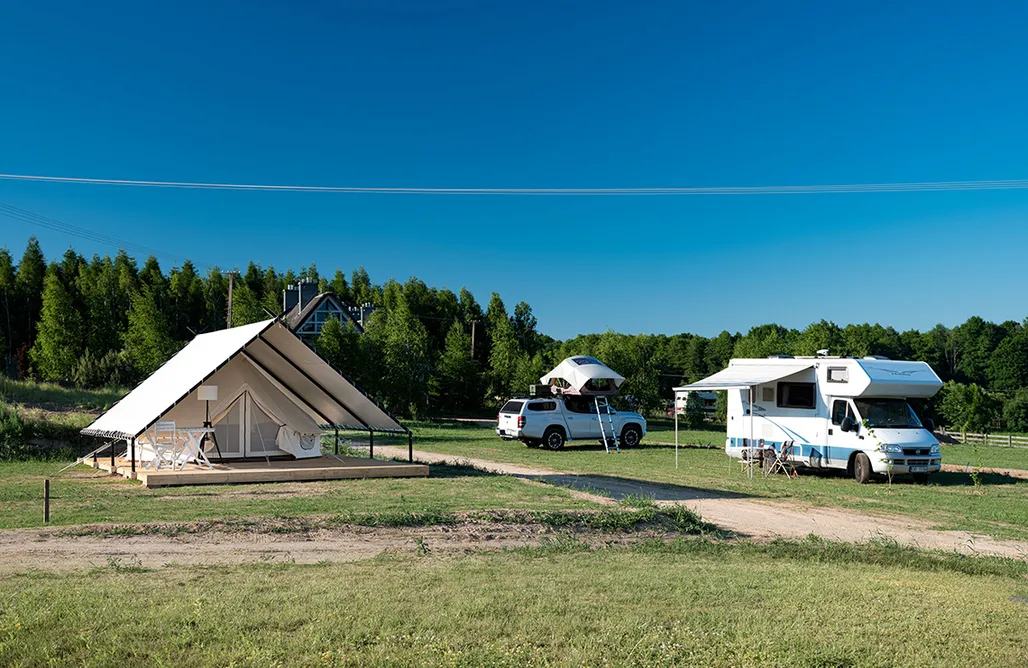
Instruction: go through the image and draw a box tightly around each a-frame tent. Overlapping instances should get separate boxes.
[81,319,409,470]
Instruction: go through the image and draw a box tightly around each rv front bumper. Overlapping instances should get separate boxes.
[875,458,943,474]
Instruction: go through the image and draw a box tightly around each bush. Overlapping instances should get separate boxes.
[0,402,27,460]
[1003,390,1028,432]
[938,381,1000,432]
[72,349,134,389]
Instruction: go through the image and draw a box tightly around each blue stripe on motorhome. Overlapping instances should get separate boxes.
[727,437,863,464]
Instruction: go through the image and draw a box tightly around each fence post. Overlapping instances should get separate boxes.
[961,430,965,443]
[1009,434,1013,447]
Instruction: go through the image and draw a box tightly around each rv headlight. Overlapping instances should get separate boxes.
[879,444,902,454]
[930,444,941,455]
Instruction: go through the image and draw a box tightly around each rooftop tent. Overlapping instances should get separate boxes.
[540,356,626,396]
[82,319,408,462]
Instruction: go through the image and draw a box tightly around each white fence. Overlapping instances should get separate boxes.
[936,428,1028,449]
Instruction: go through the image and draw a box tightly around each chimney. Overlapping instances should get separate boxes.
[283,285,299,312]
[299,278,318,310]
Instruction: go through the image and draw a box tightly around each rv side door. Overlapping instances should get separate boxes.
[827,398,861,468]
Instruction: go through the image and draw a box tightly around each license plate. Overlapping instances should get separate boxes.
[910,466,928,473]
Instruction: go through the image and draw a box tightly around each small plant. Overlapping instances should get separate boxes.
[415,537,431,556]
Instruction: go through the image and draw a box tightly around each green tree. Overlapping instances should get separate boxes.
[14,236,46,355]
[328,269,351,303]
[350,266,374,305]
[315,317,362,376]
[1002,390,1028,432]
[0,248,15,362]
[230,283,265,327]
[382,296,430,414]
[938,382,999,433]
[29,265,83,381]
[792,320,845,356]
[987,331,1028,392]
[432,322,480,412]
[168,260,205,340]
[486,315,520,401]
[733,324,794,359]
[124,285,177,377]
[204,267,228,331]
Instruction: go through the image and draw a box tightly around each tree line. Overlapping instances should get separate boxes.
[3,236,1027,430]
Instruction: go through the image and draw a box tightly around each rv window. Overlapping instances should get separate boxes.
[777,382,816,409]
[831,400,849,425]
[828,367,849,383]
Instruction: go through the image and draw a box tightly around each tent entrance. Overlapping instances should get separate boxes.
[212,391,284,459]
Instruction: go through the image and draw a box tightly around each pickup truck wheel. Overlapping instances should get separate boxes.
[543,428,566,451]
[620,425,642,448]
[853,453,872,484]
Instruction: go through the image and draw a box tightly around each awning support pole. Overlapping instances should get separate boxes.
[334,428,339,455]
[674,392,679,469]
[408,431,413,462]
[369,430,374,459]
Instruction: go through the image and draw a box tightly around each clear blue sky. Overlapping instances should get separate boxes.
[1,1,1027,339]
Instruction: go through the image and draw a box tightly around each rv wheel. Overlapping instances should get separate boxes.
[853,453,872,484]
[543,428,566,451]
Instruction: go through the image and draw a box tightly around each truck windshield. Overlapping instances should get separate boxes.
[853,399,923,429]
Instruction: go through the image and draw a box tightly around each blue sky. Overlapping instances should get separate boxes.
[1,1,1027,339]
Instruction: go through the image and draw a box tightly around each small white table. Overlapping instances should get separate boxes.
[174,427,216,471]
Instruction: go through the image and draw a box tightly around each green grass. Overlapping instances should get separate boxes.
[0,378,126,411]
[0,460,602,530]
[2,538,1026,666]
[410,422,1028,542]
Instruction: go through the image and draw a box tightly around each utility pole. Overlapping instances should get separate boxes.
[227,271,236,329]
[470,320,477,359]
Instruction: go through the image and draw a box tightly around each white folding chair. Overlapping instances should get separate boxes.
[765,440,797,477]
[146,421,181,470]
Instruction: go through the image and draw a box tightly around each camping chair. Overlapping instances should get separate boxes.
[765,440,797,477]
[145,421,182,470]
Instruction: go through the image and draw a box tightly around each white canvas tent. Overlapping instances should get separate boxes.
[540,356,626,396]
[82,319,408,466]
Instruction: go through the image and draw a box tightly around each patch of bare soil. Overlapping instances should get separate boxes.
[0,521,660,574]
[941,463,1028,480]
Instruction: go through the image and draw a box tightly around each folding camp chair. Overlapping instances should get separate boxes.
[765,440,797,477]
[145,421,182,470]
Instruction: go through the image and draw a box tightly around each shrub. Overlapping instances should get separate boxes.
[72,349,134,389]
[1003,390,1028,432]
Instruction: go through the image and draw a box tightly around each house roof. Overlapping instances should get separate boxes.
[284,292,363,333]
[81,319,406,440]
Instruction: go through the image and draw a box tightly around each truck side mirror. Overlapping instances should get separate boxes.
[840,416,857,433]
[924,418,935,432]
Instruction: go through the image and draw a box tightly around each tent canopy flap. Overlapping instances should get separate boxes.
[674,361,814,393]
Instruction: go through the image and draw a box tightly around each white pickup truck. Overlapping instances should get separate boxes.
[496,396,647,450]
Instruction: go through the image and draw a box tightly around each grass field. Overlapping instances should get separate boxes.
[0,379,125,411]
[2,538,1026,667]
[0,460,602,530]
[409,422,1028,541]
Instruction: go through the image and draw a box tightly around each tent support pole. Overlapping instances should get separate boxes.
[334,428,339,455]
[369,430,374,459]
[110,438,116,470]
[131,438,136,474]
[408,431,413,462]
[675,393,679,469]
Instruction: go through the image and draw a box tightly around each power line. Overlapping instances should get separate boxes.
[0,202,199,266]
[4,172,1028,195]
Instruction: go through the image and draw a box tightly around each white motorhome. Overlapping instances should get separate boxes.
[673,356,943,483]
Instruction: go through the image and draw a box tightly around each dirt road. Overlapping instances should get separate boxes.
[378,446,1028,559]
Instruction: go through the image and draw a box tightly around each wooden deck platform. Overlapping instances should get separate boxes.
[91,455,429,488]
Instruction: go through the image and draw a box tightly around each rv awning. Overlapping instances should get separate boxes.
[673,361,814,393]
[82,319,408,440]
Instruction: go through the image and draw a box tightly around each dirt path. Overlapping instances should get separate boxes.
[378,446,1028,559]
[0,521,658,575]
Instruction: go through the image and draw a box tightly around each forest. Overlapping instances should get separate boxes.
[3,235,1027,431]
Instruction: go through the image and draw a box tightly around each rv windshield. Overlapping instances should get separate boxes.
[853,398,923,429]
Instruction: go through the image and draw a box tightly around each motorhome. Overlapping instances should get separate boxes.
[673,356,943,483]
